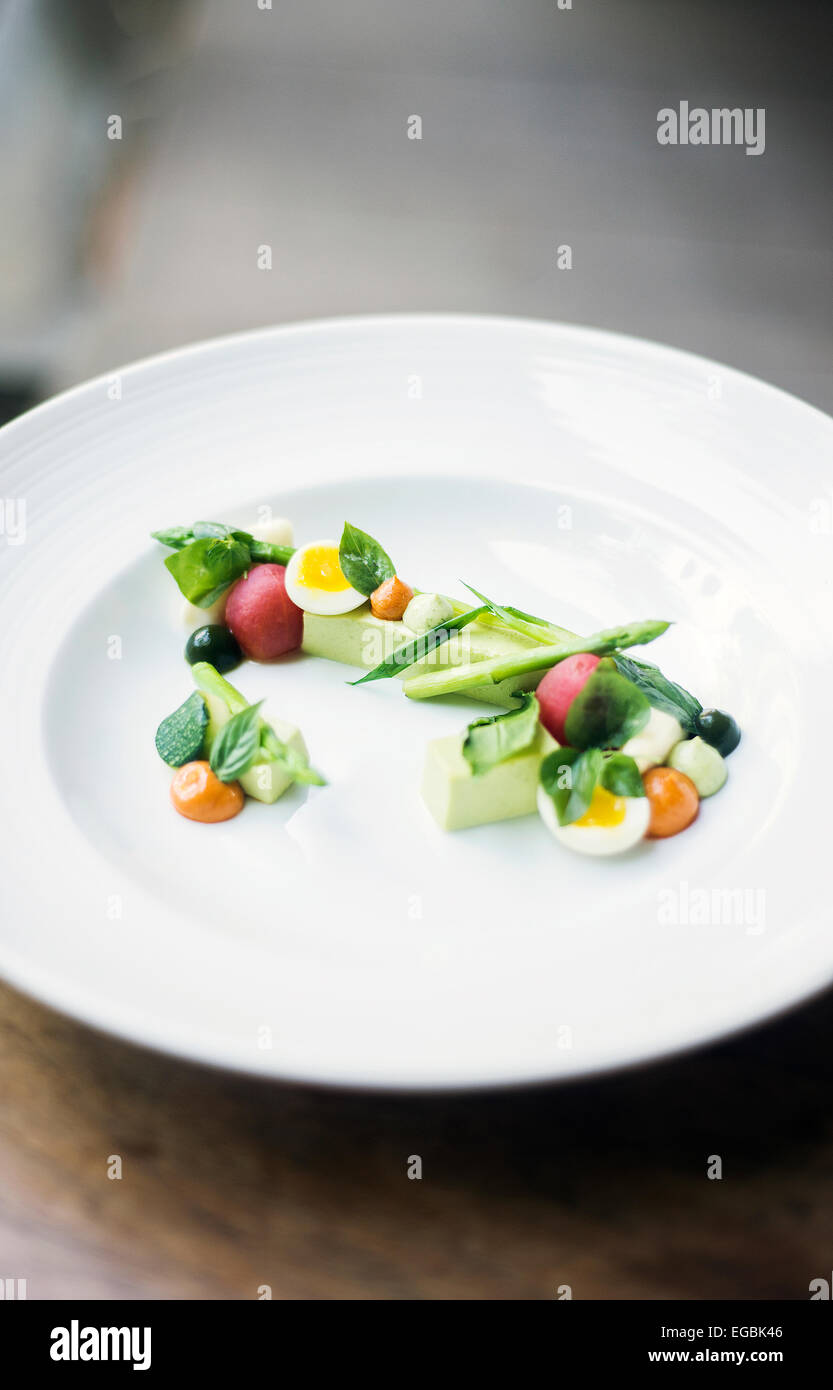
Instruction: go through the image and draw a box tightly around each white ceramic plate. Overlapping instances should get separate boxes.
[1,315,832,1090]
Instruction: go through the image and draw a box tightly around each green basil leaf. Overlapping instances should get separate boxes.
[154,691,208,767]
[564,667,650,750]
[540,747,603,825]
[164,536,251,606]
[502,602,556,627]
[462,694,540,777]
[351,605,487,684]
[209,701,264,782]
[600,752,645,798]
[339,522,395,596]
[612,654,702,734]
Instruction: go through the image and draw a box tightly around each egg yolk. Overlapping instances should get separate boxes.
[296,545,350,592]
[575,785,627,828]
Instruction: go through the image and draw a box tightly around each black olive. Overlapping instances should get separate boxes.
[185,624,243,674]
[695,708,741,757]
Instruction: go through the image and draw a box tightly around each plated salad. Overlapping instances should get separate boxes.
[152,516,740,854]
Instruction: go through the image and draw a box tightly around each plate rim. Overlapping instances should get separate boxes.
[3,310,832,450]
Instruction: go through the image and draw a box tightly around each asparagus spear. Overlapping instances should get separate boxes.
[401,619,671,700]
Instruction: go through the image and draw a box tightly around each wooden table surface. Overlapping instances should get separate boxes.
[2,977,832,1301]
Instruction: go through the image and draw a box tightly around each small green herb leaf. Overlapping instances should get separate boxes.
[564,667,650,750]
[339,522,395,596]
[151,524,194,550]
[155,691,209,767]
[612,654,702,734]
[499,604,576,643]
[463,694,541,777]
[164,536,251,606]
[599,752,645,798]
[540,747,603,826]
[351,604,487,684]
[209,701,264,782]
[460,583,572,644]
[260,726,327,787]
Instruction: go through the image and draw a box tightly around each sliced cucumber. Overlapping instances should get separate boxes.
[155,691,209,767]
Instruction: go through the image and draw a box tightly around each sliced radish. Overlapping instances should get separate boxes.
[536,652,601,744]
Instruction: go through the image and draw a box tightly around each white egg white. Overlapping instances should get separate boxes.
[284,540,367,616]
[536,784,650,857]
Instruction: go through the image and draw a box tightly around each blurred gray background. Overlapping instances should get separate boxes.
[1,0,832,421]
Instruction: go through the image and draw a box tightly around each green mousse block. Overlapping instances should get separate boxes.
[301,604,551,708]
[301,604,410,665]
[421,724,557,831]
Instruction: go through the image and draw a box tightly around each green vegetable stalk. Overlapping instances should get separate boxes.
[460,584,575,645]
[152,522,296,567]
[401,619,671,700]
[191,660,251,716]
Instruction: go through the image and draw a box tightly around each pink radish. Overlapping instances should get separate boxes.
[536,653,601,744]
[225,564,303,661]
